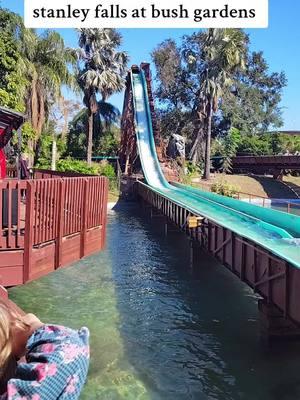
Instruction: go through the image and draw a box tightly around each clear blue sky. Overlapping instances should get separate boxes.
[2,0,300,130]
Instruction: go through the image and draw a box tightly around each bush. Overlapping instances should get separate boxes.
[56,158,99,175]
[211,180,240,198]
[56,158,116,180]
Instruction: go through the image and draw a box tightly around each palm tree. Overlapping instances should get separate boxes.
[21,30,76,163]
[201,29,246,179]
[76,29,128,164]
[66,102,120,159]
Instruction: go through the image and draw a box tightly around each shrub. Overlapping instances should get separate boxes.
[211,180,240,198]
[56,158,99,175]
[55,158,116,180]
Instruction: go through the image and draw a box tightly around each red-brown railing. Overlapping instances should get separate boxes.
[0,176,108,286]
[6,166,18,179]
[1,176,108,250]
[33,169,93,179]
[0,180,26,249]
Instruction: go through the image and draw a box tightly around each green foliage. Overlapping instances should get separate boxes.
[214,128,241,172]
[0,7,77,164]
[97,162,116,179]
[180,161,203,185]
[220,52,287,135]
[54,158,116,179]
[185,161,202,176]
[211,180,240,198]
[280,135,300,154]
[237,134,271,155]
[34,119,66,167]
[66,107,120,158]
[77,29,128,163]
[21,122,37,154]
[56,158,99,175]
[212,132,300,164]
[152,30,287,165]
[0,10,28,112]
[98,129,120,156]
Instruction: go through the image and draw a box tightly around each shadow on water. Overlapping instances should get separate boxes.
[109,203,300,400]
[8,201,300,400]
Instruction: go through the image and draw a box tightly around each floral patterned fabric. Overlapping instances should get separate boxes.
[1,325,90,400]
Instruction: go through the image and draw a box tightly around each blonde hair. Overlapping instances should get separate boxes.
[0,300,29,370]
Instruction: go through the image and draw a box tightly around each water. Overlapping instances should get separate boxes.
[9,204,300,399]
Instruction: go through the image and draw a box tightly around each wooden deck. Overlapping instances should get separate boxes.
[0,174,108,287]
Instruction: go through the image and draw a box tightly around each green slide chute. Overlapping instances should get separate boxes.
[131,69,300,269]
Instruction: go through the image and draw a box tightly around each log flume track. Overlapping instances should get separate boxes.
[131,68,300,269]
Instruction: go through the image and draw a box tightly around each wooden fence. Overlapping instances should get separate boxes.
[0,176,108,287]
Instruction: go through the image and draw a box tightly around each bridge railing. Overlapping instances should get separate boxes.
[235,190,300,214]
[195,182,300,215]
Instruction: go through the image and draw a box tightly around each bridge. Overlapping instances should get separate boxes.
[120,64,300,339]
[233,155,300,179]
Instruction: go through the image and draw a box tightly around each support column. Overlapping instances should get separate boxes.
[258,299,300,340]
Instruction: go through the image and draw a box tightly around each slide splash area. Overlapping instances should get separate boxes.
[131,69,300,269]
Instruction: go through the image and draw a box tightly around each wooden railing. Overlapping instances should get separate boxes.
[0,176,108,286]
[236,190,300,214]
[196,182,300,215]
[0,180,26,249]
[6,166,18,179]
[33,169,94,179]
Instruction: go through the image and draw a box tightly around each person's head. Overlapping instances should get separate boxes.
[0,300,30,370]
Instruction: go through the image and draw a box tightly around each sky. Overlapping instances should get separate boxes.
[1,0,300,130]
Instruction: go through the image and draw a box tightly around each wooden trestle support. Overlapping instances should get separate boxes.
[137,182,300,340]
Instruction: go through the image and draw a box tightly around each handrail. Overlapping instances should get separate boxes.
[194,182,300,214]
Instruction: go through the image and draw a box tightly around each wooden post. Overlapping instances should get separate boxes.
[23,181,34,283]
[164,220,168,236]
[55,179,65,269]
[80,179,88,258]
[101,178,109,249]
[189,239,194,268]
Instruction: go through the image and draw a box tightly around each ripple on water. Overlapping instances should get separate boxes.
[9,206,300,400]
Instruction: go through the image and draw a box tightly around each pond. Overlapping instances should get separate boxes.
[9,204,300,400]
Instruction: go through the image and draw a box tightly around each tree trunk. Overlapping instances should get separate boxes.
[30,74,39,132]
[87,110,93,165]
[189,128,203,165]
[51,135,57,171]
[36,90,45,138]
[203,98,213,180]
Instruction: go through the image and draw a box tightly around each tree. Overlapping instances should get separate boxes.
[189,29,247,179]
[66,102,120,159]
[211,127,241,172]
[76,29,128,164]
[0,8,78,164]
[219,51,287,135]
[0,8,27,112]
[21,30,77,163]
[46,98,81,170]
[152,29,286,177]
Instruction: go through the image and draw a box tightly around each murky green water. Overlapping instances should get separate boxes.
[9,204,300,399]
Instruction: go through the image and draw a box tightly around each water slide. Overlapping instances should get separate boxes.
[131,69,300,269]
